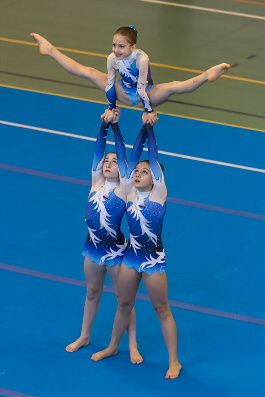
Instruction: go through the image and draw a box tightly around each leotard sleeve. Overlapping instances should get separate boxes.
[111,122,128,179]
[105,54,117,110]
[145,123,167,204]
[91,120,109,186]
[111,122,128,200]
[127,125,147,181]
[137,54,154,113]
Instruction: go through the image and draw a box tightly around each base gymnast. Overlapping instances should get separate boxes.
[30,26,230,124]
[91,109,181,379]
[65,110,142,364]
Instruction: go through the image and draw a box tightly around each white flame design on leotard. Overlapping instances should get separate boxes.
[127,200,157,245]
[100,244,126,264]
[87,226,101,248]
[89,189,117,239]
[129,233,143,254]
[139,250,165,272]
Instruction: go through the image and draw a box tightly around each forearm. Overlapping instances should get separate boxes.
[137,83,153,113]
[111,123,128,178]
[92,121,109,171]
[145,123,162,180]
[127,126,147,178]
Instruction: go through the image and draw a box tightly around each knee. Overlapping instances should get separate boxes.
[117,294,134,314]
[154,303,171,321]
[86,286,102,302]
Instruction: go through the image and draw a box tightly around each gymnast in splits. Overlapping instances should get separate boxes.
[65,110,142,364]
[30,26,230,123]
[91,109,181,379]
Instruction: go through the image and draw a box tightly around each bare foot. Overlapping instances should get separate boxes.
[207,63,230,82]
[30,33,53,55]
[65,336,89,353]
[165,360,182,379]
[91,346,118,361]
[130,346,143,364]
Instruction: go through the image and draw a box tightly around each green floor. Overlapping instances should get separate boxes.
[1,0,264,130]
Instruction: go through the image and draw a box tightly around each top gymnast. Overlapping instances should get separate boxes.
[30,26,230,122]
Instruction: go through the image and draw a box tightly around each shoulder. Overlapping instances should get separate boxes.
[107,53,116,66]
[136,51,149,67]
[137,50,149,62]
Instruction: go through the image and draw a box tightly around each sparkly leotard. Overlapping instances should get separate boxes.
[111,122,167,274]
[106,49,154,112]
[82,121,126,266]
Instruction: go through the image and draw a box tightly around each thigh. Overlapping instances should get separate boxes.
[115,83,135,106]
[142,271,169,309]
[140,83,174,108]
[84,256,107,292]
[116,263,142,305]
[106,264,120,296]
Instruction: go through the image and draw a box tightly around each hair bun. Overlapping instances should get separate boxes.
[128,25,138,36]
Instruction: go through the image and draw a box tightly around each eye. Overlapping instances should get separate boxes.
[120,45,124,48]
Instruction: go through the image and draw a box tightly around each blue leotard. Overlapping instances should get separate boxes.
[106,49,154,112]
[111,122,167,275]
[82,121,126,266]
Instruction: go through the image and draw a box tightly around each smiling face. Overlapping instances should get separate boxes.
[112,34,136,60]
[133,161,153,192]
[103,153,119,182]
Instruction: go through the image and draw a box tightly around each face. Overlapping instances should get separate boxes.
[133,162,153,192]
[103,153,119,182]
[112,34,136,60]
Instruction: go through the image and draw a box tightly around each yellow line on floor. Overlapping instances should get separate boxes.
[1,84,265,133]
[1,37,264,85]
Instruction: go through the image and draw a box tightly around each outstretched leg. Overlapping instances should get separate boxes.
[143,272,182,379]
[65,257,106,352]
[30,33,132,105]
[107,265,143,364]
[91,264,142,361]
[142,63,230,108]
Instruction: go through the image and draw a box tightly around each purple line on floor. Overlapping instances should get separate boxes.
[0,388,37,397]
[0,163,91,186]
[1,262,264,326]
[166,197,265,221]
[1,163,264,220]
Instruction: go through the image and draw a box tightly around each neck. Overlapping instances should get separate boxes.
[105,177,119,184]
[137,190,150,197]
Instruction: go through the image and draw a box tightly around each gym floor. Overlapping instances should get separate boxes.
[0,1,264,396]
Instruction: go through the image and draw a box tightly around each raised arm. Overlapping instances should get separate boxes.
[145,123,162,182]
[105,55,117,110]
[145,121,167,204]
[91,120,109,186]
[111,122,128,179]
[127,125,147,180]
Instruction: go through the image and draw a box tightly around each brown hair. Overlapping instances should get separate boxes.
[114,26,138,45]
[140,160,165,172]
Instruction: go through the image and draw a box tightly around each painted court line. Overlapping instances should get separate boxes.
[1,120,265,173]
[1,263,264,326]
[2,38,264,85]
[1,163,264,220]
[139,0,265,20]
[0,388,37,397]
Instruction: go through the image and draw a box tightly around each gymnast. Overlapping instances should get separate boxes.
[91,109,182,379]
[65,109,143,364]
[30,26,230,123]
